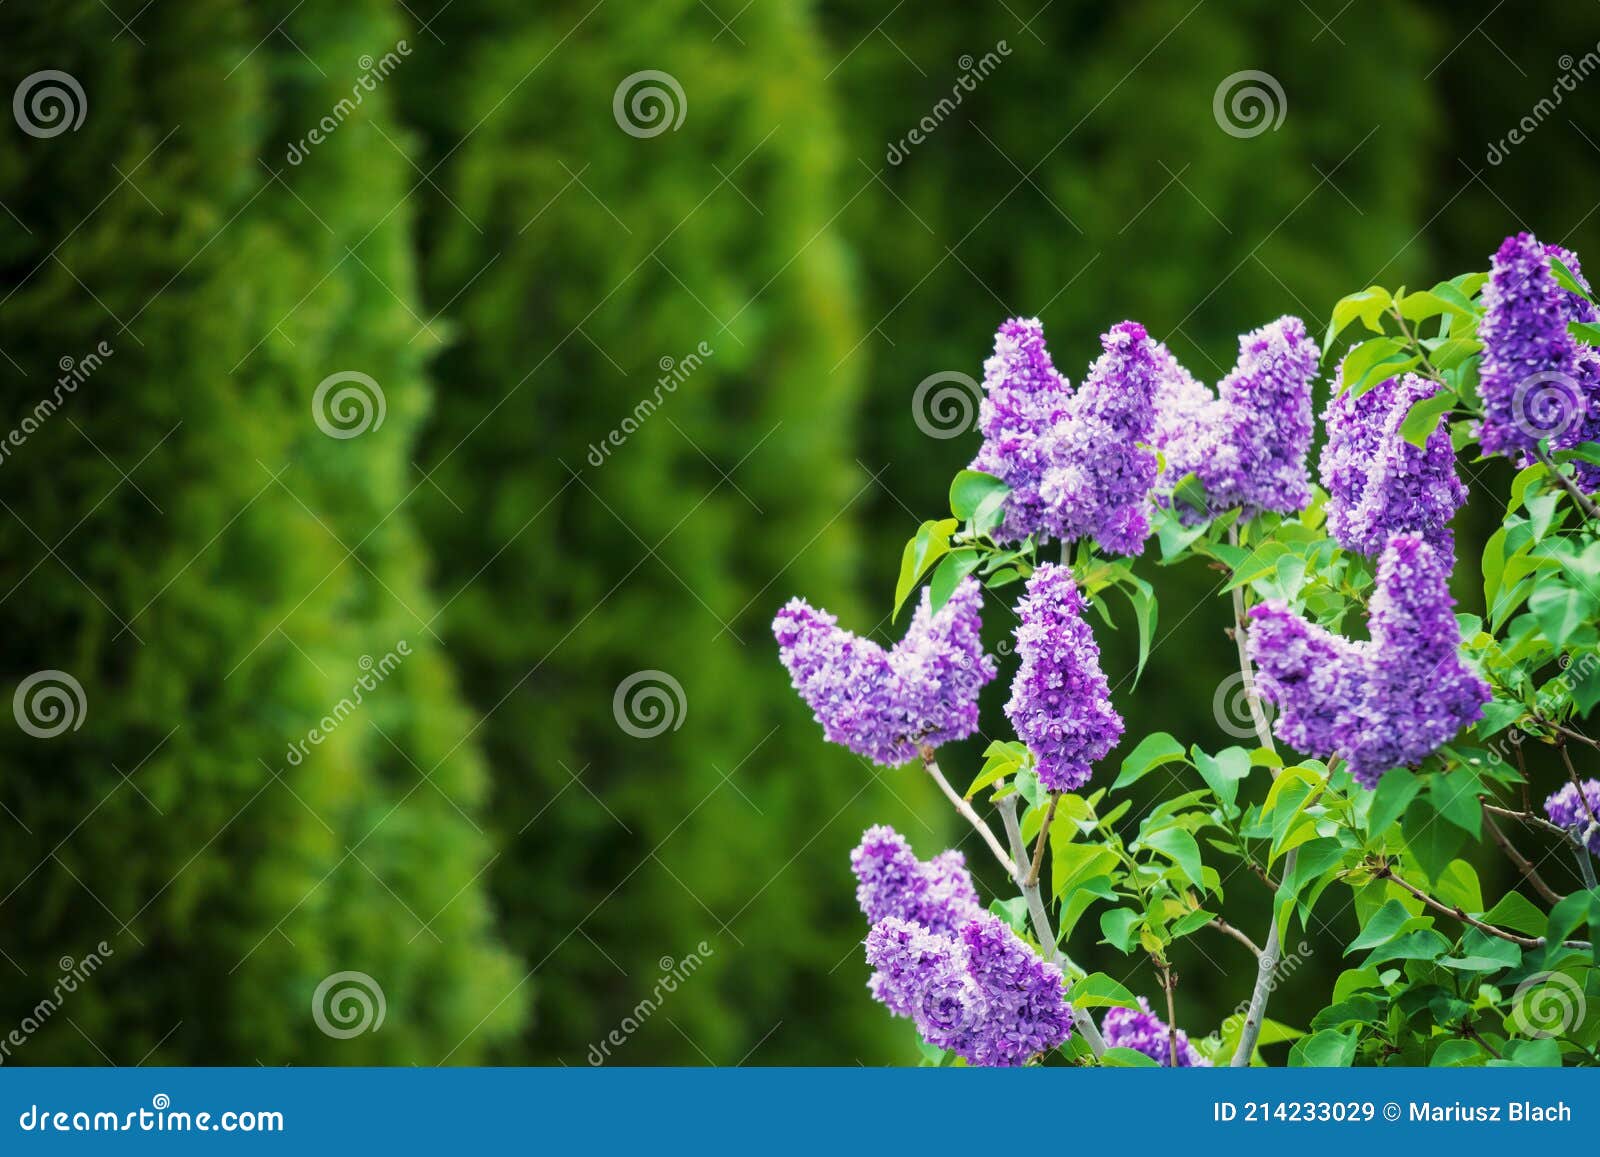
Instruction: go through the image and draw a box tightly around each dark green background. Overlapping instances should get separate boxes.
[0,0,1592,1064]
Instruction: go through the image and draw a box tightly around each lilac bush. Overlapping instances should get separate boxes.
[775,232,1600,1068]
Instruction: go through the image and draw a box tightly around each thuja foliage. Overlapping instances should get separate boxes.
[0,0,519,1062]
[777,232,1600,1067]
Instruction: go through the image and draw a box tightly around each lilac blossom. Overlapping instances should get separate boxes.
[1005,563,1123,792]
[1544,780,1600,856]
[1155,317,1320,519]
[850,825,982,936]
[864,914,1073,1066]
[1101,996,1209,1066]
[1246,602,1365,761]
[970,318,1074,542]
[1477,232,1585,460]
[1039,321,1162,556]
[773,578,996,767]
[1319,372,1467,556]
[1247,534,1488,788]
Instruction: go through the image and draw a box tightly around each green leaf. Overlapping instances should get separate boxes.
[1288,1028,1357,1067]
[1482,890,1550,937]
[1398,385,1455,449]
[1145,827,1203,889]
[1192,746,1252,812]
[1112,732,1187,790]
[1100,908,1142,953]
[1550,254,1594,303]
[988,896,1031,937]
[1431,766,1483,838]
[949,469,1009,520]
[1402,796,1467,882]
[1326,286,1392,352]
[1120,579,1156,686]
[893,518,958,620]
[1363,928,1451,966]
[1530,581,1596,647]
[1366,769,1421,839]
[1100,1046,1162,1067]
[1347,899,1423,954]
[927,550,982,616]
[1067,972,1140,1011]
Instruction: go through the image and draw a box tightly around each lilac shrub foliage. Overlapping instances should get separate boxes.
[775,232,1600,1068]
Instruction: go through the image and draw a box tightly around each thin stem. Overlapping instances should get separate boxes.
[1484,801,1574,841]
[1552,722,1600,752]
[1482,805,1565,906]
[920,749,1017,879]
[1208,917,1264,958]
[1024,794,1059,888]
[1559,743,1600,827]
[997,793,1107,1060]
[1462,1022,1504,1061]
[1534,446,1600,524]
[1226,524,1295,1069]
[1373,863,1590,949]
[1160,964,1180,1067]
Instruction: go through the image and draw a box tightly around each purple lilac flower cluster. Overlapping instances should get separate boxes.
[864,915,1072,1066]
[1477,233,1596,478]
[1005,563,1123,792]
[851,825,982,936]
[1319,372,1467,556]
[773,577,996,766]
[1544,780,1600,856]
[1546,243,1600,491]
[970,318,1074,543]
[852,827,1073,1066]
[1247,534,1489,788]
[1100,996,1209,1066]
[1155,317,1321,520]
[1039,321,1162,555]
